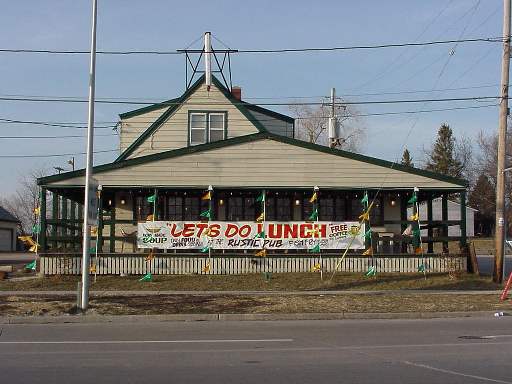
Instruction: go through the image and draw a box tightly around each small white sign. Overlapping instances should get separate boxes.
[499,217,504,227]
[87,177,99,226]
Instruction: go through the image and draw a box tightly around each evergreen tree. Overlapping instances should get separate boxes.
[425,123,463,177]
[401,148,414,167]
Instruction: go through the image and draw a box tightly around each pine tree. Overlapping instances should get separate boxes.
[425,123,462,177]
[401,148,414,167]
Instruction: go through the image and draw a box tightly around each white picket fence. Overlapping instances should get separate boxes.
[39,255,467,275]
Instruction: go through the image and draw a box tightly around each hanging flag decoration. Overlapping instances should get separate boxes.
[202,263,210,273]
[365,266,376,277]
[203,227,212,237]
[139,273,152,282]
[25,260,36,271]
[147,194,156,203]
[410,212,419,221]
[364,229,372,240]
[307,227,320,236]
[201,191,212,201]
[33,207,40,215]
[311,263,321,272]
[200,208,212,219]
[255,248,267,257]
[19,236,39,253]
[256,212,265,222]
[145,250,155,262]
[358,211,370,221]
[308,209,318,221]
[200,245,210,253]
[309,244,320,253]
[415,247,423,255]
[361,193,369,206]
[89,247,96,253]
[32,224,40,234]
[90,226,98,236]
[146,214,154,221]
[309,191,317,203]
[407,194,417,204]
[256,192,265,203]
[417,264,426,272]
[254,230,265,239]
[362,247,373,256]
[89,264,96,273]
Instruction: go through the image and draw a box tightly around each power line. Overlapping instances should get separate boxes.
[0,149,117,158]
[0,118,116,129]
[0,36,503,55]
[0,95,503,106]
[0,133,116,139]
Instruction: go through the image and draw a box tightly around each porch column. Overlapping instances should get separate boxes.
[442,193,449,250]
[69,201,76,249]
[427,193,433,253]
[52,192,59,249]
[109,196,116,253]
[39,187,47,252]
[400,194,408,253]
[460,190,467,248]
[97,195,103,253]
[61,196,68,249]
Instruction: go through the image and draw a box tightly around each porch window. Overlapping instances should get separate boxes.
[266,194,292,221]
[167,196,183,221]
[226,195,255,221]
[319,194,347,221]
[189,112,226,146]
[184,197,200,220]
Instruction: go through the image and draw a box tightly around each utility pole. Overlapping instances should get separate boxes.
[328,88,337,148]
[80,0,98,311]
[494,0,511,284]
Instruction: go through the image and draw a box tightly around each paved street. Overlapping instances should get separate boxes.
[0,252,33,266]
[0,317,511,383]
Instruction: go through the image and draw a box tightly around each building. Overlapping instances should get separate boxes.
[410,197,476,238]
[36,73,469,274]
[0,206,19,252]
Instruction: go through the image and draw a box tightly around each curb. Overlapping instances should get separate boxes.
[0,290,503,296]
[0,311,498,325]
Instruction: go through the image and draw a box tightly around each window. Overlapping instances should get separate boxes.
[184,197,200,220]
[319,194,347,221]
[134,196,152,221]
[167,196,183,220]
[189,112,226,145]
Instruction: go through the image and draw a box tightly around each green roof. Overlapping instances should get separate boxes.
[37,131,467,188]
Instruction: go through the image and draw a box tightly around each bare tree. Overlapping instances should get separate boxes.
[0,168,49,234]
[289,101,365,152]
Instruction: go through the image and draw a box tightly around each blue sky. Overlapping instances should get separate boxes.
[0,0,504,195]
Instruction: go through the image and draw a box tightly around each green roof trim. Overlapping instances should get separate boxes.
[38,131,467,188]
[115,74,269,162]
[118,97,180,120]
[242,103,294,124]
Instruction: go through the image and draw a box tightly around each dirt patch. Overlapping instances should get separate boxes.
[1,293,511,317]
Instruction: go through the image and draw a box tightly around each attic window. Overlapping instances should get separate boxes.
[189,111,226,145]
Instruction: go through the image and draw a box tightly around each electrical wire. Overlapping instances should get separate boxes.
[0,36,502,55]
[0,149,118,158]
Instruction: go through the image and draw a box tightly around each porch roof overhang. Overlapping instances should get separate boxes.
[37,132,467,193]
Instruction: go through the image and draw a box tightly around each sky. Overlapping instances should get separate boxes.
[0,0,505,196]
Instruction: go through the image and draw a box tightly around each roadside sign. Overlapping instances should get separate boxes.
[87,177,99,225]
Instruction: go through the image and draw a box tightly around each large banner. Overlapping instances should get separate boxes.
[137,221,365,250]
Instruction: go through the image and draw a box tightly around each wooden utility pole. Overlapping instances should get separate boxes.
[494,0,511,284]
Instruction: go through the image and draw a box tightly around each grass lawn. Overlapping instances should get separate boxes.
[0,272,503,292]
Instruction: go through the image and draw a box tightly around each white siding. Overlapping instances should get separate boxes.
[49,138,463,190]
[119,107,167,153]
[123,83,260,159]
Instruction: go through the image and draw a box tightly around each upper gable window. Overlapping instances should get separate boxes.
[189,112,226,146]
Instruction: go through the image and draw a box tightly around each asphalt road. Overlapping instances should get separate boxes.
[1,317,511,384]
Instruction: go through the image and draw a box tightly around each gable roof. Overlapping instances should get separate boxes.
[115,75,294,162]
[38,131,467,188]
[0,206,19,223]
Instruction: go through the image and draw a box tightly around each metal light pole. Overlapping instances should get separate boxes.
[80,0,98,311]
[494,0,511,284]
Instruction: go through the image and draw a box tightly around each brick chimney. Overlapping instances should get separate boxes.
[231,86,242,100]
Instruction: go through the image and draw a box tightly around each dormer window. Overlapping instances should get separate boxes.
[189,111,227,145]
